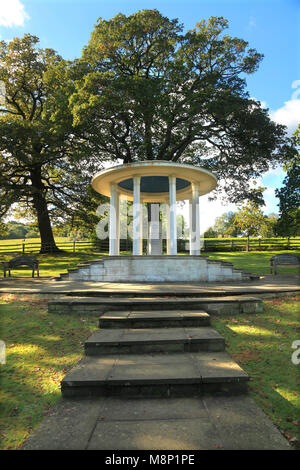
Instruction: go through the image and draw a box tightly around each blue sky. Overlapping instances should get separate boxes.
[0,0,299,229]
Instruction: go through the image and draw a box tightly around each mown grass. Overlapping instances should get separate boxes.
[0,299,98,450]
[0,251,109,278]
[211,295,300,449]
[0,295,299,450]
[0,237,70,246]
[202,250,300,276]
[1,249,300,278]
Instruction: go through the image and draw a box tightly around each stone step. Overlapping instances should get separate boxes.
[61,351,249,398]
[48,295,263,315]
[84,327,225,355]
[98,310,211,329]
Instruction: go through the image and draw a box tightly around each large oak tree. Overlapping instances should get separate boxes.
[0,35,103,252]
[71,10,292,204]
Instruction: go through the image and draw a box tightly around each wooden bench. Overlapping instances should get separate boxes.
[3,255,39,278]
[270,254,300,275]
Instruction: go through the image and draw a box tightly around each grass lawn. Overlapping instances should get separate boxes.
[0,295,299,450]
[0,251,109,278]
[211,295,300,449]
[0,249,300,278]
[202,250,300,276]
[0,298,98,450]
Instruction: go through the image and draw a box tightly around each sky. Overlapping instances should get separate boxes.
[0,0,299,232]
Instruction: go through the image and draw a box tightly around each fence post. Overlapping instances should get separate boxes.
[73,241,76,253]
[22,242,25,254]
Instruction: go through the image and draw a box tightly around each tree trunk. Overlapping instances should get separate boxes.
[31,169,60,254]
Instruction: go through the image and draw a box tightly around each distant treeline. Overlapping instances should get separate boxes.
[0,222,39,240]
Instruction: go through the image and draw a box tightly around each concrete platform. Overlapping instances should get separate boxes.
[0,274,299,298]
[21,395,290,450]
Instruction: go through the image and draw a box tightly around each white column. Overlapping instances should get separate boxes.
[166,202,170,255]
[133,175,142,255]
[116,192,120,255]
[140,200,143,255]
[169,175,177,255]
[189,183,200,255]
[109,183,120,256]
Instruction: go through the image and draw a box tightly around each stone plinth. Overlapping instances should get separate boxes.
[66,255,251,283]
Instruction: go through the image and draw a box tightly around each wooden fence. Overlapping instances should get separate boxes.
[0,237,299,254]
[0,239,110,254]
[201,237,300,252]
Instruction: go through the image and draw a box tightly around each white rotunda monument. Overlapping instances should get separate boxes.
[66,161,252,282]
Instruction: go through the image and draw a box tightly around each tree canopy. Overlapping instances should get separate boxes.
[232,201,267,250]
[275,124,300,236]
[0,35,105,252]
[71,9,292,204]
[0,11,296,252]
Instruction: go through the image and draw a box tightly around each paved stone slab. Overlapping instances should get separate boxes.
[49,295,262,304]
[61,351,248,397]
[21,395,290,450]
[87,417,221,450]
[47,294,264,315]
[203,395,291,450]
[60,356,117,384]
[1,274,299,297]
[108,362,199,384]
[86,327,223,343]
[98,397,208,421]
[191,352,249,382]
[21,398,103,450]
[99,310,211,328]
[84,327,225,355]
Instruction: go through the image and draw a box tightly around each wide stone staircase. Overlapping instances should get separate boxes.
[61,306,250,398]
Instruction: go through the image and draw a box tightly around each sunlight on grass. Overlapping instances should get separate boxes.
[35,335,62,342]
[275,387,299,407]
[211,295,300,449]
[7,344,44,356]
[0,299,98,450]
[229,325,277,337]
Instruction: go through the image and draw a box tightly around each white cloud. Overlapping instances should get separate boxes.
[270,99,300,135]
[0,0,29,27]
[250,96,268,110]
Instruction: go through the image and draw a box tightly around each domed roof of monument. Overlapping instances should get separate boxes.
[92,160,217,202]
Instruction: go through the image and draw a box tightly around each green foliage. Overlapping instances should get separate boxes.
[259,213,278,238]
[71,9,291,204]
[212,211,241,237]
[205,208,278,238]
[0,221,31,239]
[232,202,268,245]
[204,227,218,238]
[0,35,105,252]
[275,124,300,236]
